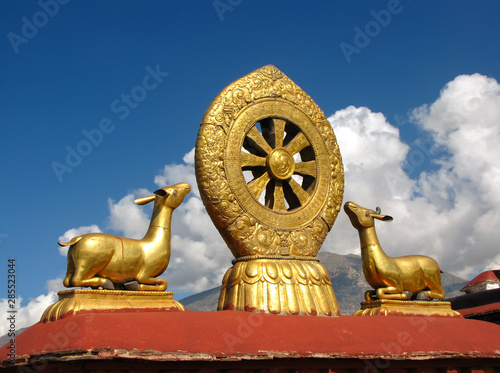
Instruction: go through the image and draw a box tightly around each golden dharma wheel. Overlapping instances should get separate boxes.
[195,65,343,316]
[195,65,344,258]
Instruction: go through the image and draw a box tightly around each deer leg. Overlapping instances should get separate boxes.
[418,287,445,300]
[71,260,114,289]
[71,270,114,289]
[376,286,408,300]
[424,272,446,300]
[365,290,376,301]
[427,290,445,299]
[63,250,75,288]
[133,275,168,291]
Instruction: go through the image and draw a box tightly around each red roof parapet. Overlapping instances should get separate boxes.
[2,310,500,371]
[461,270,500,294]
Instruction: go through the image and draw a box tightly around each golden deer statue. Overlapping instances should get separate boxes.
[59,183,191,291]
[344,201,445,301]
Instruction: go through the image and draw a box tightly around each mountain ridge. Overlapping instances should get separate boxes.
[180,252,468,315]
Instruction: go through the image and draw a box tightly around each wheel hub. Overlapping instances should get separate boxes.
[267,148,295,181]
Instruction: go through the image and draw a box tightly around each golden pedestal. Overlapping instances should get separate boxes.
[41,289,185,323]
[353,299,463,318]
[218,256,340,316]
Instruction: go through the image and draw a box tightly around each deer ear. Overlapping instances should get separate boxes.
[134,195,156,205]
[372,213,393,222]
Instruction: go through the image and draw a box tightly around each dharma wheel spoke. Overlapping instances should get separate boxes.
[294,161,317,178]
[288,178,310,205]
[284,132,309,156]
[247,172,271,200]
[246,126,273,154]
[273,181,287,211]
[241,151,267,168]
[272,118,286,148]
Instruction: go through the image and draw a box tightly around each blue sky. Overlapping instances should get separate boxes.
[1,1,500,329]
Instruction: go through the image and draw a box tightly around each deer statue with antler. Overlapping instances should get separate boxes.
[344,201,445,301]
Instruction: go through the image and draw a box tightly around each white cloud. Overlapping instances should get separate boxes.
[107,189,151,239]
[0,279,61,336]
[60,189,153,243]
[332,106,409,172]
[154,161,199,197]
[182,147,195,164]
[323,105,413,258]
[58,225,102,256]
[325,74,500,280]
[166,233,231,293]
[47,278,65,293]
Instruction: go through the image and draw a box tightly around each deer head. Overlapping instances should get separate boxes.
[344,201,393,231]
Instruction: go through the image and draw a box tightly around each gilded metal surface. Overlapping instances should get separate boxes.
[353,299,463,318]
[59,183,191,291]
[195,65,343,315]
[40,289,185,323]
[218,256,339,316]
[195,65,344,258]
[344,202,446,301]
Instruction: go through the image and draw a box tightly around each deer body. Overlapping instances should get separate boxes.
[344,202,445,301]
[60,183,191,291]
